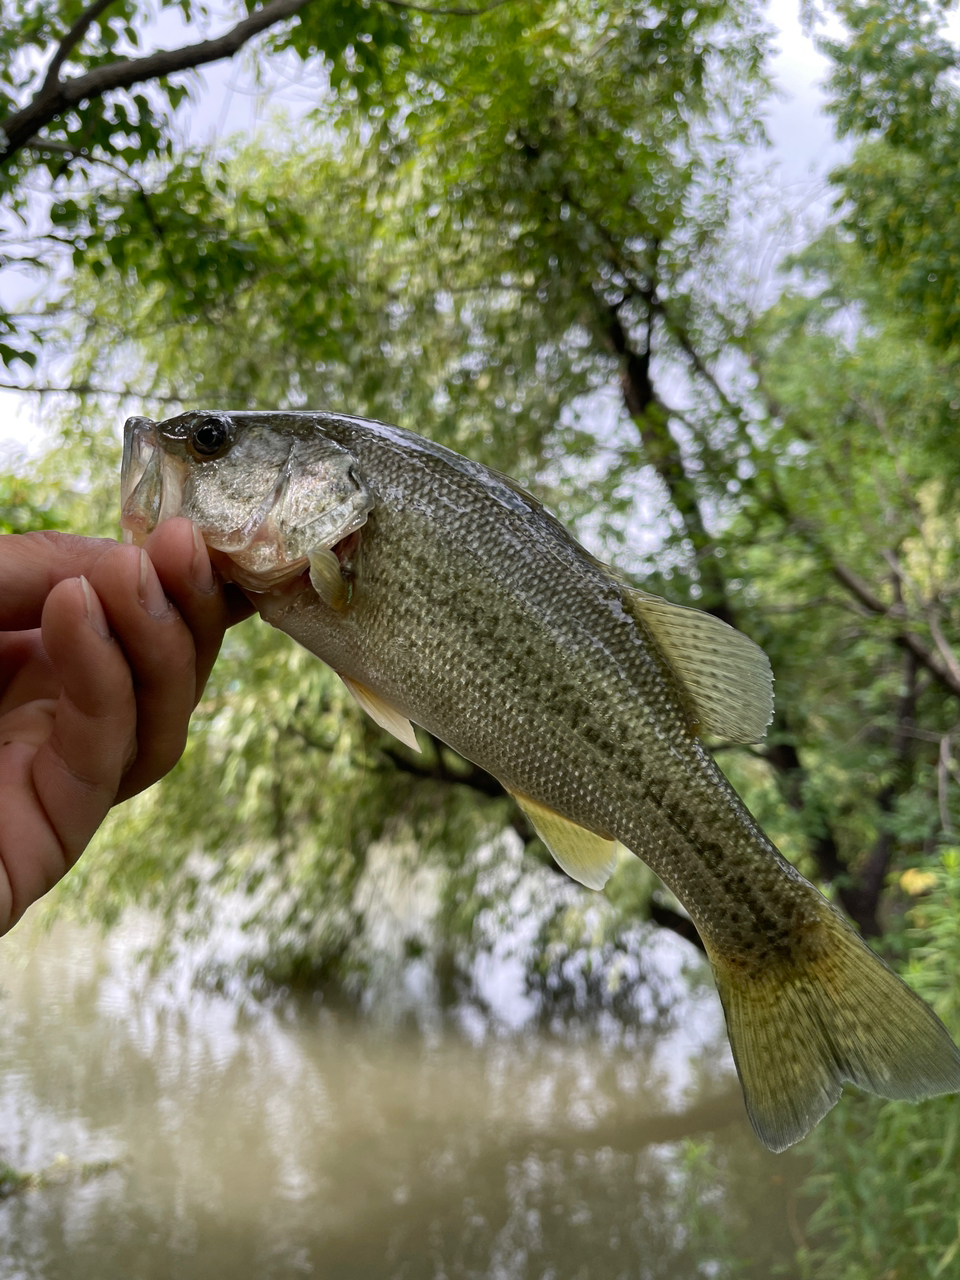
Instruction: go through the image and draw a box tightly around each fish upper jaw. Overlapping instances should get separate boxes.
[120,416,161,545]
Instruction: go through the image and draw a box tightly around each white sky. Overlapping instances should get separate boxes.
[0,0,844,462]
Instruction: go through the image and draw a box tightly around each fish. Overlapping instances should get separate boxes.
[120,408,960,1152]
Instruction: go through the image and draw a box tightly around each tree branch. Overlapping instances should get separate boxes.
[762,716,851,889]
[817,542,960,701]
[380,0,509,14]
[841,649,920,938]
[380,736,506,800]
[758,465,960,703]
[41,0,121,97]
[1,0,318,164]
[607,302,735,626]
[648,899,707,953]
[0,379,194,403]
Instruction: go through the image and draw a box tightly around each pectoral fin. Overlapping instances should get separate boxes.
[624,589,773,743]
[341,676,421,753]
[309,548,351,611]
[508,789,619,890]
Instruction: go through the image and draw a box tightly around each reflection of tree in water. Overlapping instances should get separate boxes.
[313,1095,804,1280]
[0,923,804,1280]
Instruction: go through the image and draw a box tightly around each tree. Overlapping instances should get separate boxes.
[1,0,417,370]
[814,0,960,347]
[12,0,960,989]
[19,0,960,966]
[8,0,960,1267]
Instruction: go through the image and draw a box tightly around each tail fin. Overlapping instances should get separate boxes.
[707,908,960,1152]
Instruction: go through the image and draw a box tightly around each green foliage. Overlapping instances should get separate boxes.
[0,1160,30,1199]
[0,0,414,369]
[798,852,960,1280]
[19,0,778,980]
[5,13,960,1245]
[4,2,960,1270]
[817,0,960,347]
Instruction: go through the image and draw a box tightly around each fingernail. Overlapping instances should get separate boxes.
[80,576,110,639]
[191,523,215,593]
[139,549,171,618]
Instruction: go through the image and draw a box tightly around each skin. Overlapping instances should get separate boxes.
[0,518,251,936]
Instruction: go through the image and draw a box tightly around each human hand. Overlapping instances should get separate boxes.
[0,519,251,935]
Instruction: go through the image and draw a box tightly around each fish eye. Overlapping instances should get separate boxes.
[188,416,232,460]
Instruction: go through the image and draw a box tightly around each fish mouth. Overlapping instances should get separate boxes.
[121,417,168,546]
[122,415,210,547]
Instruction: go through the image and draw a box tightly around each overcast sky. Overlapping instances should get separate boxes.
[0,0,845,460]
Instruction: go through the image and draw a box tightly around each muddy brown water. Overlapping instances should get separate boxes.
[0,917,805,1279]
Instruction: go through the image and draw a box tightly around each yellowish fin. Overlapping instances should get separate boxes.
[341,676,421,753]
[508,789,619,890]
[309,547,350,611]
[625,589,773,743]
[707,905,960,1152]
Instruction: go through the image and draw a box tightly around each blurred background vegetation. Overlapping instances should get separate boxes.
[4,0,960,1273]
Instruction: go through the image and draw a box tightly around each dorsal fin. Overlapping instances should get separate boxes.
[341,676,422,753]
[508,789,619,890]
[624,589,773,744]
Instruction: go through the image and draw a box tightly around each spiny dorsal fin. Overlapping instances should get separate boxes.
[624,589,773,744]
[508,789,619,890]
[341,676,421,753]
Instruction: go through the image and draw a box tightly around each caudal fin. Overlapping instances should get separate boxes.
[707,908,960,1153]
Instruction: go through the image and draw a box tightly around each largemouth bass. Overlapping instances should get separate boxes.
[121,409,960,1151]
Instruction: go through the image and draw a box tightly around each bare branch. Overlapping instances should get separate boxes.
[0,380,193,403]
[928,609,960,691]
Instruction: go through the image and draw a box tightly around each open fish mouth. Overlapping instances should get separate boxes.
[120,417,165,545]
[120,415,217,547]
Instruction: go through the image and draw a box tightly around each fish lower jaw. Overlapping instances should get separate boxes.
[119,512,152,547]
[223,555,312,595]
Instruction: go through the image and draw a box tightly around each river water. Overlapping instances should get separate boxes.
[0,915,805,1279]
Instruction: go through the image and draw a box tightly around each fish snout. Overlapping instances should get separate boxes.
[120,417,162,545]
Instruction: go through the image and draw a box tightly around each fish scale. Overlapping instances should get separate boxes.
[121,408,960,1152]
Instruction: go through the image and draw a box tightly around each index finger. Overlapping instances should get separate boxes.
[0,532,118,631]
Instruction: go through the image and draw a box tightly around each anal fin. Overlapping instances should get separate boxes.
[508,789,619,890]
[342,676,421,753]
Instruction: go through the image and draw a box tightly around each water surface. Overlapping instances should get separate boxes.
[0,917,804,1278]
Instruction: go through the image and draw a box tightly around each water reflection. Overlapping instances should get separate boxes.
[0,918,803,1279]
